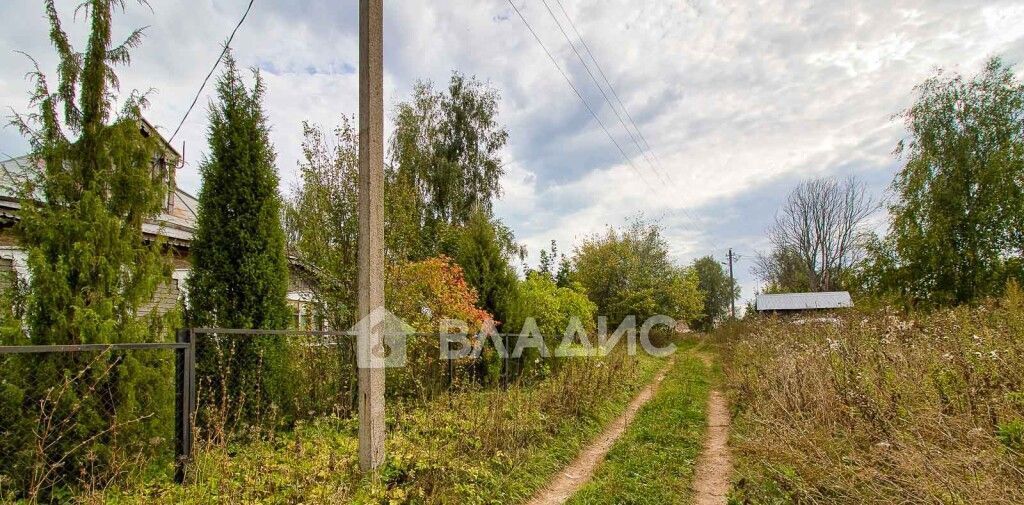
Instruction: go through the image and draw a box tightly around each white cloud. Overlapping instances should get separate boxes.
[2,0,1023,302]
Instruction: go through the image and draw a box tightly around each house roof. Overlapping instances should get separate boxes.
[140,117,181,160]
[755,291,853,311]
[0,153,197,244]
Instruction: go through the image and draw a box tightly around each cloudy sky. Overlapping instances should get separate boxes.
[2,0,1024,306]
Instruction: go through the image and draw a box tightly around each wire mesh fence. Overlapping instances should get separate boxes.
[0,343,185,503]
[0,329,530,501]
[187,329,492,445]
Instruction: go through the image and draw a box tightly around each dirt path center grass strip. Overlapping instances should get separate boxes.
[525,357,677,505]
[565,351,711,505]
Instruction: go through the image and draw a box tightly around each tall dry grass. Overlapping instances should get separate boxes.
[718,287,1024,503]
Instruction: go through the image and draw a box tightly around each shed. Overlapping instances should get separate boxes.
[755,291,853,313]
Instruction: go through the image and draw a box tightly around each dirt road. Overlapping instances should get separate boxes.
[524,359,675,505]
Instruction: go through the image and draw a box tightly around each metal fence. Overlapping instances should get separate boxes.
[0,341,188,502]
[0,327,520,501]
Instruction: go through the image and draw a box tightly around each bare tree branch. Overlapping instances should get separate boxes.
[755,176,878,292]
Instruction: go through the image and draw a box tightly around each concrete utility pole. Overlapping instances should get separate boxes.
[727,248,736,319]
[357,0,385,472]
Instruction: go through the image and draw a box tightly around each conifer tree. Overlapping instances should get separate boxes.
[5,0,175,496]
[452,210,520,327]
[187,54,291,424]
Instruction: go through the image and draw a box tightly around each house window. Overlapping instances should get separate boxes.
[0,257,14,293]
[291,302,306,330]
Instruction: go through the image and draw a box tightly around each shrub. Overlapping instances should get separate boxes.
[386,256,494,399]
[503,272,598,379]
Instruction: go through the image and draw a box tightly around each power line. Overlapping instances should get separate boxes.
[542,0,712,254]
[168,0,255,143]
[552,0,674,184]
[507,1,714,261]
[538,0,669,186]
[505,0,654,190]
[540,0,711,244]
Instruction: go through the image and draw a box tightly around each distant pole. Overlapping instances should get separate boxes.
[727,248,736,319]
[357,0,385,472]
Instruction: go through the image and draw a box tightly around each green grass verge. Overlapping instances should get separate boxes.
[566,349,710,505]
[96,351,667,504]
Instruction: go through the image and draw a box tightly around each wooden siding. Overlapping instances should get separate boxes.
[139,279,180,317]
[0,257,13,293]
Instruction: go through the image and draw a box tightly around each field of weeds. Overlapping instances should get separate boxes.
[718,287,1024,503]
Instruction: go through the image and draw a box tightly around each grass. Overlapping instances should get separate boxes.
[716,286,1024,504]
[91,349,668,504]
[567,344,711,505]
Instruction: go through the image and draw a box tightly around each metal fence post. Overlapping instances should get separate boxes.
[174,329,195,483]
[446,335,454,391]
[501,334,507,389]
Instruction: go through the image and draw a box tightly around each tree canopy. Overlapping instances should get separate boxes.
[690,255,739,331]
[753,176,876,293]
[505,271,597,344]
[448,210,521,328]
[571,219,703,326]
[389,72,509,257]
[875,58,1024,306]
[12,1,174,346]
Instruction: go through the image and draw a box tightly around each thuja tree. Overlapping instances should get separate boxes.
[4,0,176,497]
[187,54,292,430]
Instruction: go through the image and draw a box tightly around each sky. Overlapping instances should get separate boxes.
[2,0,1024,308]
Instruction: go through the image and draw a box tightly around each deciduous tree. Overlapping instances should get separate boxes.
[572,219,703,325]
[389,72,509,256]
[883,58,1024,305]
[284,118,359,329]
[691,256,739,331]
[755,176,876,292]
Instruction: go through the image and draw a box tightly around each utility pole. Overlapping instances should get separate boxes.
[357,0,385,472]
[727,248,736,319]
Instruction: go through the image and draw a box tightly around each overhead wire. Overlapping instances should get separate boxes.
[505,0,655,191]
[552,0,674,184]
[555,1,721,256]
[540,0,719,260]
[168,0,255,144]
[538,0,669,186]
[508,0,721,262]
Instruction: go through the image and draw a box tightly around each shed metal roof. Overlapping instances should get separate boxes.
[755,291,853,311]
